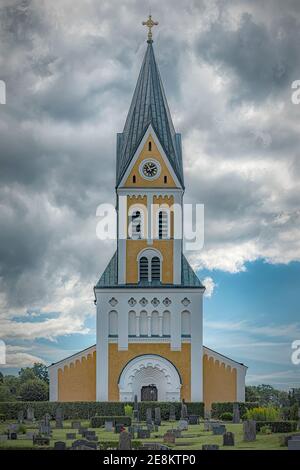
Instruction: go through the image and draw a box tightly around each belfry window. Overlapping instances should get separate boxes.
[139,257,148,281]
[151,257,160,280]
[130,210,142,239]
[158,210,169,239]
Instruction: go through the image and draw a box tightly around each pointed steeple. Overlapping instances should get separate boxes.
[116,41,184,187]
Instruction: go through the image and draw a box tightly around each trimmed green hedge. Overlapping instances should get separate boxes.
[91,416,131,427]
[211,402,259,419]
[0,401,204,420]
[256,421,298,433]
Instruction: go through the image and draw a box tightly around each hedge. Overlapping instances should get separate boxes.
[256,421,298,433]
[91,416,131,427]
[211,402,259,419]
[0,401,204,421]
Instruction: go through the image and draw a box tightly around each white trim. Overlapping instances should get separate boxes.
[118,125,182,189]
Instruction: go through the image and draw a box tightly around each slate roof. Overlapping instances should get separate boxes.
[95,251,204,289]
[116,42,184,187]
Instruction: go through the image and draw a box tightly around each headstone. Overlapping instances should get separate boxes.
[232,403,240,424]
[86,435,99,442]
[78,427,88,435]
[204,419,211,431]
[137,428,150,439]
[169,405,176,421]
[26,432,35,439]
[212,424,226,435]
[33,435,50,446]
[26,406,34,421]
[10,432,17,440]
[18,410,24,423]
[181,399,188,419]
[39,421,51,436]
[0,435,8,441]
[118,430,131,450]
[147,422,155,432]
[128,426,135,439]
[71,421,81,429]
[288,438,300,450]
[202,444,219,450]
[204,409,211,420]
[54,441,66,450]
[66,433,77,439]
[178,419,188,431]
[146,408,153,425]
[105,421,113,432]
[55,407,63,429]
[167,429,181,438]
[72,439,97,450]
[223,431,235,446]
[44,413,51,426]
[154,407,161,426]
[243,420,256,442]
[163,431,175,444]
[133,394,139,422]
[188,415,199,425]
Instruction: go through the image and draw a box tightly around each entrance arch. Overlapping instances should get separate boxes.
[118,354,181,402]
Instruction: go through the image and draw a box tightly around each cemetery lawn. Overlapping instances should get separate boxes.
[0,421,293,450]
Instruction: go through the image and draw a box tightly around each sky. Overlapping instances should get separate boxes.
[0,0,299,390]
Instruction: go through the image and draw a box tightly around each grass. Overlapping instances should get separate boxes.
[0,420,294,450]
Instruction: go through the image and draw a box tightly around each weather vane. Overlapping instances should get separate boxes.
[142,14,158,43]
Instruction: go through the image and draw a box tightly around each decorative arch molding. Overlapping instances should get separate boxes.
[118,354,182,402]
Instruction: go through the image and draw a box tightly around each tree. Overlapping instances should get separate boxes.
[19,378,48,401]
[32,363,49,384]
[0,385,15,402]
[18,368,36,383]
[245,386,259,402]
[3,375,21,397]
[0,371,3,384]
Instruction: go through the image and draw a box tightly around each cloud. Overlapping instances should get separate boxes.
[202,276,216,297]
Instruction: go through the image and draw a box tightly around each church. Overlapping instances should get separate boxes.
[49,17,247,409]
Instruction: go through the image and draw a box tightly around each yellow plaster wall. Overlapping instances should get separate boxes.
[123,135,178,188]
[203,354,237,409]
[108,343,191,401]
[57,351,96,402]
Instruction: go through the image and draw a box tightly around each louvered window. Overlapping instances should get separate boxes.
[151,256,160,281]
[131,210,142,239]
[158,211,169,239]
[139,257,148,281]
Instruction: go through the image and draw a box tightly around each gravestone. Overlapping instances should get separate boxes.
[79,427,88,435]
[33,435,50,446]
[223,431,235,446]
[243,420,256,442]
[66,433,77,440]
[71,421,81,429]
[169,405,176,421]
[137,428,150,439]
[154,407,161,426]
[0,435,8,441]
[178,419,188,431]
[26,406,34,421]
[86,435,99,442]
[18,410,24,424]
[55,407,63,429]
[288,437,300,450]
[146,408,153,425]
[105,421,113,432]
[118,430,132,450]
[54,441,66,450]
[39,421,51,436]
[10,432,17,440]
[26,432,35,439]
[45,413,51,426]
[163,431,175,444]
[72,439,97,450]
[212,424,226,436]
[204,419,211,431]
[202,444,219,450]
[133,394,139,422]
[204,409,211,420]
[147,422,155,432]
[128,426,135,439]
[188,415,199,425]
[181,399,188,419]
[232,404,240,424]
[167,429,181,438]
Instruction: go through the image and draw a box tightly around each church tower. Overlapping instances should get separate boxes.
[48,17,247,408]
[95,17,205,402]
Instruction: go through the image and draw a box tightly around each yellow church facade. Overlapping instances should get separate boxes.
[49,23,247,409]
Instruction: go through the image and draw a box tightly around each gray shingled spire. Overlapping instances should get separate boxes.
[116,42,184,187]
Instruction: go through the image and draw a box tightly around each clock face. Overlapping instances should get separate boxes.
[140,159,161,180]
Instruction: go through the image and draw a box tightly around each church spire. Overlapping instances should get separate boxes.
[116,27,184,187]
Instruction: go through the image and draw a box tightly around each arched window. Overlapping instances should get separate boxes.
[130,210,142,239]
[158,210,169,239]
[148,141,152,151]
[181,311,191,337]
[151,256,160,281]
[138,249,162,283]
[139,257,148,281]
[163,311,171,336]
[128,311,136,336]
[109,311,118,336]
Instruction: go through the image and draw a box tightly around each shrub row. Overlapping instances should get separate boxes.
[90,416,131,427]
[0,401,204,420]
[211,402,259,419]
[256,421,298,433]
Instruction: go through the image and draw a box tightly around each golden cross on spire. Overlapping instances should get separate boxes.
[142,14,158,43]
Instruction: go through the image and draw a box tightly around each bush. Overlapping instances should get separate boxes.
[18,424,27,434]
[211,402,259,419]
[259,425,272,434]
[220,412,233,421]
[90,415,132,428]
[124,404,133,417]
[246,407,280,422]
[19,379,48,401]
[256,421,298,433]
